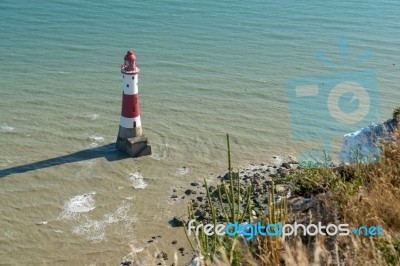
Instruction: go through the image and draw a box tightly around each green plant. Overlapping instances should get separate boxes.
[298,150,334,169]
[184,134,290,265]
[287,168,339,196]
[249,181,288,266]
[378,239,400,266]
[184,134,253,264]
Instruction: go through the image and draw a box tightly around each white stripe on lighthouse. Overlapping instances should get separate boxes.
[133,81,138,95]
[123,74,139,95]
[120,116,141,129]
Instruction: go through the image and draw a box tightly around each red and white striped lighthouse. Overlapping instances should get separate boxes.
[116,50,151,157]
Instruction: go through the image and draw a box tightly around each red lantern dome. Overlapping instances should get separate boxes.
[121,50,139,74]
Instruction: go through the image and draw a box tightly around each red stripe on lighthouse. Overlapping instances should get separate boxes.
[121,93,140,118]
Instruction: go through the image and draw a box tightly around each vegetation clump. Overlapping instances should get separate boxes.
[185,119,400,265]
[393,106,400,122]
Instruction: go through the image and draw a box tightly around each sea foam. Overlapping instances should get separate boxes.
[59,192,96,219]
[1,124,14,132]
[177,166,189,175]
[128,172,147,189]
[72,200,136,242]
[89,135,104,142]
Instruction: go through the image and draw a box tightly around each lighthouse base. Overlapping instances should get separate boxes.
[116,135,152,158]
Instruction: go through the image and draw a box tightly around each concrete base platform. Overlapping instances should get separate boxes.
[116,135,152,158]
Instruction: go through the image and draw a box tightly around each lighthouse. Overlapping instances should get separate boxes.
[116,50,152,157]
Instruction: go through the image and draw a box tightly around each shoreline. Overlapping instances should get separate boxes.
[122,116,400,266]
[121,156,301,266]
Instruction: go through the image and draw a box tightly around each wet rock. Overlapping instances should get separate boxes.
[172,240,177,244]
[222,171,239,180]
[196,196,203,202]
[185,189,194,195]
[157,251,168,260]
[170,216,187,227]
[277,167,287,177]
[178,247,185,252]
[190,182,200,186]
[194,209,208,220]
[252,178,262,186]
[121,261,132,266]
[171,195,178,199]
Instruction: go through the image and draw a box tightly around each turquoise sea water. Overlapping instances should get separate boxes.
[1,0,399,264]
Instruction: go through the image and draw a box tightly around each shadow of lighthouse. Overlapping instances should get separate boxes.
[0,143,129,178]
